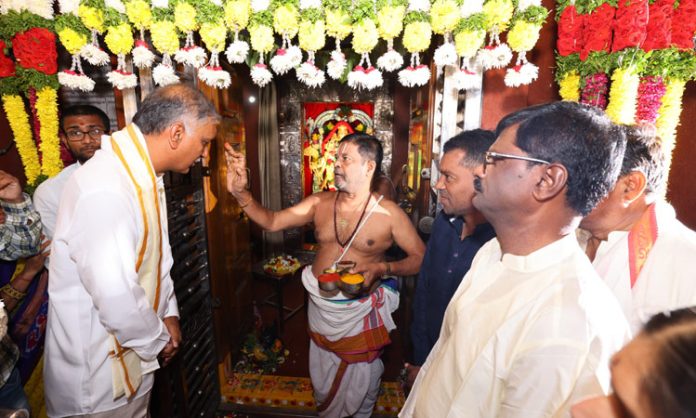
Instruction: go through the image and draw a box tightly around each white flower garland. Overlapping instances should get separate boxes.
[175,31,208,68]
[198,53,232,89]
[59,55,96,91]
[453,57,482,90]
[296,51,325,87]
[132,39,156,69]
[251,55,273,87]
[504,54,538,87]
[153,53,180,86]
[105,0,126,14]
[377,39,404,72]
[270,36,302,75]
[225,32,250,64]
[250,0,270,12]
[107,53,138,89]
[81,30,110,66]
[407,0,430,12]
[477,39,512,70]
[398,53,431,87]
[347,53,383,90]
[327,46,346,80]
[433,34,458,67]
[58,0,80,14]
[151,0,168,8]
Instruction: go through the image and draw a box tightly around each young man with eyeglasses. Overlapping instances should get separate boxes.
[400,102,632,418]
[33,105,110,240]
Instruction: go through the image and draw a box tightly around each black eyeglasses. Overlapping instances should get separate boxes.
[64,128,104,142]
[483,151,551,173]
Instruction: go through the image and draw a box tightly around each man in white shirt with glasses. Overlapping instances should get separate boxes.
[400,102,631,418]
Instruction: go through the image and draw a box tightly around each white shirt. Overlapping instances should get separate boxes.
[579,201,696,333]
[400,234,630,418]
[44,133,179,417]
[33,162,80,240]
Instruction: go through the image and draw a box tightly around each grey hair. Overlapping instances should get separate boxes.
[132,83,220,135]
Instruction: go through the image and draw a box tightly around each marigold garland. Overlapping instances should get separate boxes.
[249,24,275,53]
[655,78,685,153]
[225,0,251,30]
[36,87,62,177]
[78,4,106,33]
[104,22,135,54]
[273,3,299,37]
[352,19,379,54]
[377,5,405,40]
[605,66,640,124]
[200,21,228,52]
[507,21,541,53]
[298,19,325,52]
[430,0,459,35]
[174,1,199,32]
[558,71,581,101]
[325,8,351,39]
[403,20,431,53]
[2,94,41,185]
[151,20,180,54]
[125,0,153,29]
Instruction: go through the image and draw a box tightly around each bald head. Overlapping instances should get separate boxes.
[132,83,220,135]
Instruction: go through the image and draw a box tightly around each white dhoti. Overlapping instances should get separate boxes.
[302,267,399,418]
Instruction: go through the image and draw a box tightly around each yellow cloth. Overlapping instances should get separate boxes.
[108,124,164,399]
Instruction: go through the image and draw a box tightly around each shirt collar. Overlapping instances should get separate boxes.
[500,233,580,272]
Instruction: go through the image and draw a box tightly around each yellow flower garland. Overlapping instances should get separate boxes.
[430,0,460,35]
[58,27,89,55]
[482,0,514,32]
[656,78,686,161]
[377,5,405,40]
[352,19,379,54]
[78,5,105,33]
[325,9,351,39]
[299,19,325,52]
[200,21,228,52]
[36,88,63,178]
[559,71,581,101]
[249,24,275,53]
[403,21,432,53]
[105,22,135,55]
[151,20,180,54]
[174,2,198,32]
[455,29,485,58]
[125,0,153,30]
[273,4,299,37]
[224,0,250,30]
[507,21,541,52]
[605,67,640,125]
[2,95,41,185]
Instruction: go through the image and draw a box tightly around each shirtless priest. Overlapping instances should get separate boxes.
[225,133,425,418]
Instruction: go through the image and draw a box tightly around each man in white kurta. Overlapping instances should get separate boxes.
[400,234,630,417]
[401,102,631,417]
[44,125,178,416]
[44,84,219,417]
[579,127,696,333]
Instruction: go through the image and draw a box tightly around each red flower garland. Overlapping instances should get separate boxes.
[11,28,58,75]
[0,40,16,78]
[581,73,610,109]
[557,5,584,56]
[643,0,673,51]
[671,0,696,49]
[611,0,649,52]
[580,3,615,60]
[636,76,667,124]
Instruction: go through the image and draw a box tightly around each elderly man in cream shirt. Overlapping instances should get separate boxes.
[400,102,631,418]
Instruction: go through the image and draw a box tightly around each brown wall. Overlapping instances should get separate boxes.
[666,83,696,229]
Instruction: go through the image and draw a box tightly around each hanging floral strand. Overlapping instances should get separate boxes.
[504,0,547,87]
[399,0,432,87]
[151,5,181,86]
[296,0,326,87]
[125,0,156,69]
[324,0,351,79]
[173,0,207,67]
[198,0,232,89]
[477,0,513,70]
[104,1,138,90]
[270,0,302,75]
[224,0,251,63]
[453,1,486,91]
[576,0,615,110]
[56,10,96,90]
[249,0,274,86]
[78,0,111,65]
[431,0,460,67]
[348,0,383,90]
[376,0,406,72]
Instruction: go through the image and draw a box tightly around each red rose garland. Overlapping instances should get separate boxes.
[581,72,609,109]
[0,41,15,77]
[557,5,584,57]
[12,28,58,75]
[671,0,696,49]
[611,0,649,52]
[580,3,614,61]
[636,76,667,123]
[643,0,673,51]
